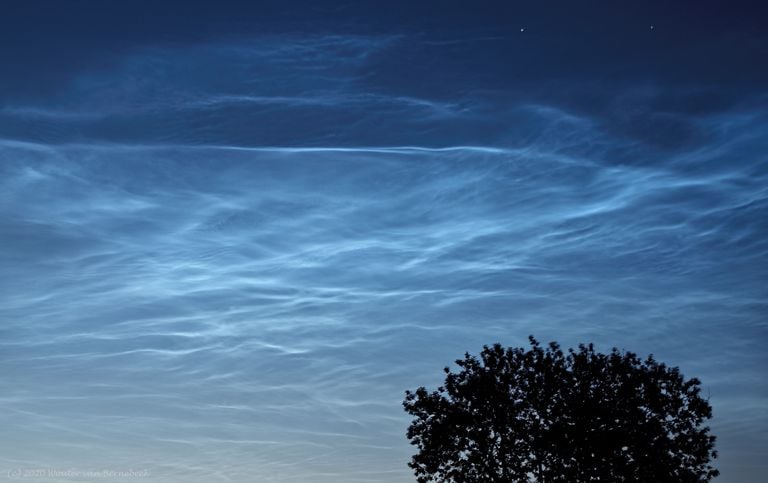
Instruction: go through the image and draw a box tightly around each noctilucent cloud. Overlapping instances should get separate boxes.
[1,2,766,482]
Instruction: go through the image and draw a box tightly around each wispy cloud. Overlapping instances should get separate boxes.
[0,31,766,482]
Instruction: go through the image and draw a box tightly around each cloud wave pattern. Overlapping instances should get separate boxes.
[0,35,766,483]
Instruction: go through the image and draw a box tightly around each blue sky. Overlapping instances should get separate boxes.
[1,2,766,482]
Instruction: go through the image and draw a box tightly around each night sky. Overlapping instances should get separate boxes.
[1,1,766,482]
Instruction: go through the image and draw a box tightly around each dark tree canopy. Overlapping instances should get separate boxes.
[403,337,718,483]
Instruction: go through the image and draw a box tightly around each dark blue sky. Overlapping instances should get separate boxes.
[1,2,766,482]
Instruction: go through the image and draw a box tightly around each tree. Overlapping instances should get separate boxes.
[403,337,719,483]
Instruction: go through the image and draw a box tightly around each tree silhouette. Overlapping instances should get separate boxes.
[403,337,718,482]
